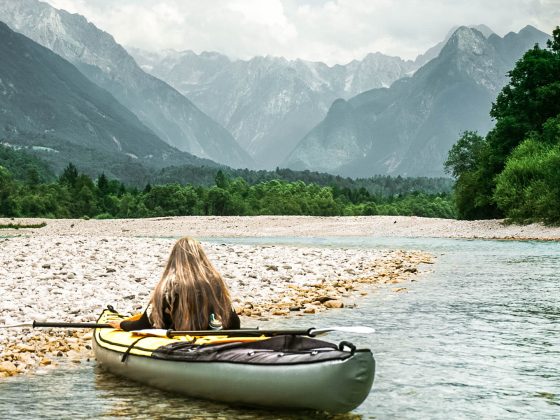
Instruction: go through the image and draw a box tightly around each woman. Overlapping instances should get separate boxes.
[109,237,240,331]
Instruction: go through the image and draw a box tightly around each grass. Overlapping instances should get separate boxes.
[0,222,47,229]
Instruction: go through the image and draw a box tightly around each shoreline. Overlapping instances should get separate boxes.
[1,215,560,241]
[0,234,432,378]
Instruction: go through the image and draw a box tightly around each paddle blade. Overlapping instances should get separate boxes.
[0,323,33,329]
[311,326,375,336]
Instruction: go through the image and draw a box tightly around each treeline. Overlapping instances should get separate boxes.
[154,165,453,197]
[445,27,560,224]
[3,143,453,199]
[0,164,456,219]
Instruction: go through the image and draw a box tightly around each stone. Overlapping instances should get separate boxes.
[40,357,52,366]
[0,361,17,375]
[16,344,35,352]
[303,307,316,314]
[316,296,337,303]
[392,287,408,293]
[271,309,289,316]
[323,300,344,309]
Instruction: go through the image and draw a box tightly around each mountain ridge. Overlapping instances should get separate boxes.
[0,21,220,179]
[0,0,252,168]
[283,26,551,177]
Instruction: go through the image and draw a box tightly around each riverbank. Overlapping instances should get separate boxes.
[1,215,560,240]
[0,235,432,378]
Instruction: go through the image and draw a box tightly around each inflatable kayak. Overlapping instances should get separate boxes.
[93,309,375,413]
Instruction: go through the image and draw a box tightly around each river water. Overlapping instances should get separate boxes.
[0,237,558,419]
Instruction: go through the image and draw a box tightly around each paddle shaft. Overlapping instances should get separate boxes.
[32,321,112,328]
[167,328,315,337]
[24,323,371,337]
[28,323,312,336]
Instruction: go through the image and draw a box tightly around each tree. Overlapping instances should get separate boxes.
[494,115,560,223]
[97,173,109,195]
[444,131,486,179]
[215,170,229,189]
[59,163,79,187]
[447,26,560,220]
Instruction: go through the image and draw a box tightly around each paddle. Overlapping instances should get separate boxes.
[0,322,112,329]
[162,326,375,338]
[0,322,374,337]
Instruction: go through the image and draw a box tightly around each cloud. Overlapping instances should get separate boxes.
[43,0,558,64]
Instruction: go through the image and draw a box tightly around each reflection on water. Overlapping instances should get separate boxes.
[1,237,559,419]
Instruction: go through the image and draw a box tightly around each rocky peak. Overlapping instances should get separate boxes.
[445,26,489,55]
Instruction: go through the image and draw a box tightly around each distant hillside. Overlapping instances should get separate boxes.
[0,0,252,168]
[0,21,218,180]
[0,143,54,182]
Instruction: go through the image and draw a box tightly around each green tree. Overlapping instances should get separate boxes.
[59,163,79,187]
[494,115,560,223]
[448,26,560,220]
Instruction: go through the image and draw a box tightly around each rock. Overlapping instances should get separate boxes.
[323,300,344,309]
[271,309,289,316]
[303,307,316,314]
[392,287,408,293]
[316,296,338,303]
[40,357,52,366]
[67,350,81,361]
[0,361,17,375]
[16,344,35,352]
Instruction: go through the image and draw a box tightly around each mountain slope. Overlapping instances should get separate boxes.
[131,49,416,168]
[0,21,219,178]
[0,0,251,168]
[283,26,550,177]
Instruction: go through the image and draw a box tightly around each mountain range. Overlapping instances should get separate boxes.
[130,48,419,167]
[0,0,551,179]
[283,25,550,177]
[0,0,251,168]
[0,21,219,179]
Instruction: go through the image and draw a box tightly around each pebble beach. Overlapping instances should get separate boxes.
[1,215,558,377]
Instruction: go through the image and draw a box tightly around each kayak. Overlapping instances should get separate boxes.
[93,309,375,413]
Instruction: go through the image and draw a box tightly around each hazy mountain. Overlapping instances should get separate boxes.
[414,24,495,67]
[283,26,550,177]
[0,21,220,179]
[0,0,252,168]
[130,48,417,167]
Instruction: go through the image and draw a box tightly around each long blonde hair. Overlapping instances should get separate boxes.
[150,237,234,330]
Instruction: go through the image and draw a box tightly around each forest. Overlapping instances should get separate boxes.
[445,27,560,224]
[0,152,455,219]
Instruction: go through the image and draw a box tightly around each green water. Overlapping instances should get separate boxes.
[1,237,558,419]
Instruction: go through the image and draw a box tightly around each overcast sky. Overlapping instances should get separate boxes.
[44,0,558,64]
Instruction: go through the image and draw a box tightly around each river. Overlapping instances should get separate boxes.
[0,237,558,419]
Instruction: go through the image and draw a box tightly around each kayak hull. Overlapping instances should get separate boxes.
[92,311,375,413]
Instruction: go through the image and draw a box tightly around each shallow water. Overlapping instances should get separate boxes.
[1,237,559,419]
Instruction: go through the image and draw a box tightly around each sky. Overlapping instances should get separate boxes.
[44,0,559,64]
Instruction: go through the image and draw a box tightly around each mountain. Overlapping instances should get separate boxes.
[130,48,417,168]
[283,26,551,177]
[0,21,220,179]
[0,0,252,168]
[414,24,495,67]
